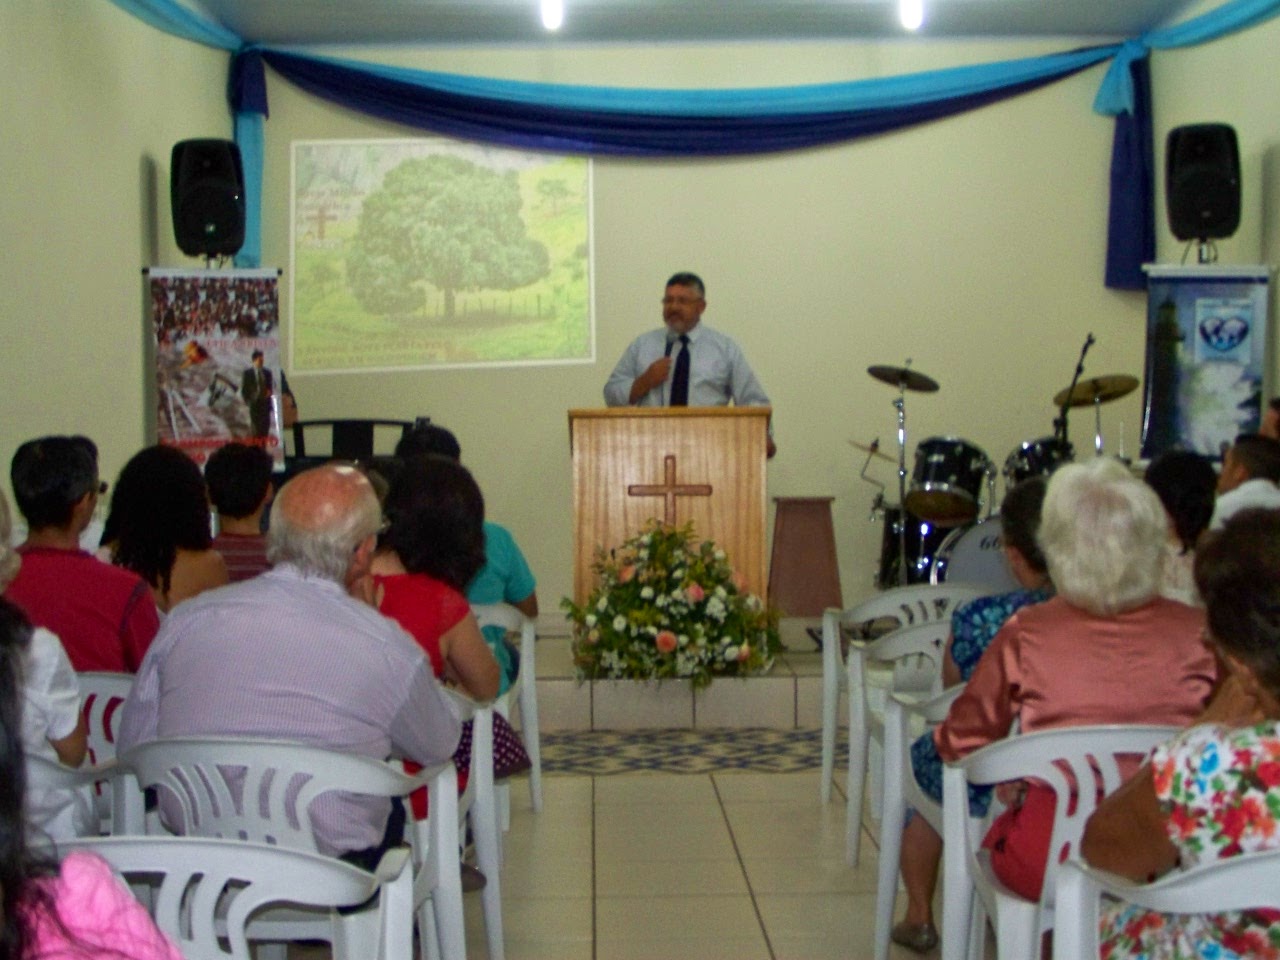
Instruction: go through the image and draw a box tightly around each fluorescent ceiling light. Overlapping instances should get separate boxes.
[541,0,564,30]
[900,0,924,31]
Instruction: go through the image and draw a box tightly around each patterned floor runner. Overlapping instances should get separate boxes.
[539,728,848,776]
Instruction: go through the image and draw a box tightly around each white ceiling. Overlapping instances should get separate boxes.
[195,0,1203,47]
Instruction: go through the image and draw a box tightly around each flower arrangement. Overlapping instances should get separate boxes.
[562,520,782,690]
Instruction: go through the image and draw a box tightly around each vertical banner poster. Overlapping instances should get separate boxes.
[1141,265,1271,462]
[148,268,284,468]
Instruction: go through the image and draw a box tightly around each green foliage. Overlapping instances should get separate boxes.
[345,155,550,319]
[562,521,782,690]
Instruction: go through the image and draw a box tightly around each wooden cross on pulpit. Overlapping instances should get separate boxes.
[627,454,713,525]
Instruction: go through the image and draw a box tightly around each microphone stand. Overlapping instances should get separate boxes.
[1055,333,1094,448]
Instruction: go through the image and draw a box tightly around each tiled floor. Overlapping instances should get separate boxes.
[469,769,932,960]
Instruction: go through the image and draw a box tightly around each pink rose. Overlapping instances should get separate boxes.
[618,565,636,584]
[686,582,705,603]
[737,643,752,662]
[655,630,678,654]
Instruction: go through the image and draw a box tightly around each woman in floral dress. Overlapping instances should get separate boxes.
[1083,506,1280,959]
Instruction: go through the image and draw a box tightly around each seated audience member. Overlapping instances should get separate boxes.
[891,477,1051,953]
[395,423,538,692]
[205,441,274,581]
[4,435,159,672]
[933,459,1215,905]
[1209,433,1280,531]
[0,597,182,960]
[101,445,229,613]
[1083,507,1280,958]
[373,455,529,783]
[0,488,91,842]
[1259,396,1280,440]
[1143,449,1217,605]
[118,464,461,862]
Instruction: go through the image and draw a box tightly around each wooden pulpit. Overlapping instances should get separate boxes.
[568,407,770,605]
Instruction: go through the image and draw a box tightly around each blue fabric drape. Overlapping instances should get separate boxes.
[257,48,1107,157]
[1104,58,1155,290]
[106,0,1280,283]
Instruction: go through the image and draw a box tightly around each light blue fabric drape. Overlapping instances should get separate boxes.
[1094,0,1280,115]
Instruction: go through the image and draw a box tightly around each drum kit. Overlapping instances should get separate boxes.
[859,359,1139,591]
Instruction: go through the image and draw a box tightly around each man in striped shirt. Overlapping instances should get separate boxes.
[119,464,461,859]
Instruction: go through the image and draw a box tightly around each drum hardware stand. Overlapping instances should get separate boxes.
[867,359,940,588]
[894,390,910,586]
[1055,333,1094,451]
[859,438,887,519]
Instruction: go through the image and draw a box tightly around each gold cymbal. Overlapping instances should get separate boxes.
[1053,374,1139,408]
[847,439,896,463]
[867,365,939,393]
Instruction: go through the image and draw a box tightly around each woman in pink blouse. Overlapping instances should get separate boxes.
[934,457,1217,904]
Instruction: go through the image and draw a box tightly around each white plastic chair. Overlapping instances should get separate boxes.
[1055,850,1280,959]
[60,834,414,960]
[24,753,117,841]
[76,670,135,831]
[941,724,1176,960]
[842,616,960,864]
[872,685,964,960]
[444,693,506,960]
[118,737,467,960]
[471,602,543,818]
[821,583,986,813]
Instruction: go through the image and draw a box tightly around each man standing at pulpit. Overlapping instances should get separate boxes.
[605,272,775,456]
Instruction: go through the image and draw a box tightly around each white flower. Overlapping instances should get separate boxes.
[612,614,627,631]
[596,596,609,612]
[706,597,727,621]
[723,647,739,663]
[714,549,726,560]
[655,595,668,608]
[673,568,686,581]
[640,586,654,600]
[678,634,689,647]
[714,585,727,599]
[585,614,597,628]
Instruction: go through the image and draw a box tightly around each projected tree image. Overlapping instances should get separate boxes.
[291,139,592,373]
[347,155,550,320]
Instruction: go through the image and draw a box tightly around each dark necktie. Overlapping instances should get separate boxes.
[670,334,690,407]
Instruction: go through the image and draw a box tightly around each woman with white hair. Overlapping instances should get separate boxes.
[932,457,1217,902]
[0,488,92,841]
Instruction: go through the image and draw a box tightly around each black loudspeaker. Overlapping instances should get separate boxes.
[170,139,245,257]
[1165,123,1240,241]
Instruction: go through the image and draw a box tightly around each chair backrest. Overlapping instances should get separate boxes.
[944,724,1177,912]
[839,583,989,636]
[119,736,442,850]
[470,602,536,696]
[77,671,134,767]
[1056,851,1280,958]
[858,618,953,698]
[290,419,413,460]
[60,835,401,960]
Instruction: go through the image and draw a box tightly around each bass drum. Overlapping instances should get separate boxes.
[877,507,950,589]
[929,515,1019,594]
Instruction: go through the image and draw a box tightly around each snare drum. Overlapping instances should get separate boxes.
[1003,437,1074,486]
[904,437,991,527]
[930,515,1020,594]
[877,506,949,589]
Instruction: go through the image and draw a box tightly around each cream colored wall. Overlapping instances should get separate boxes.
[4,4,1277,625]
[0,1,231,485]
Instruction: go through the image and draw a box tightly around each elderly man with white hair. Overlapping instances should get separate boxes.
[119,463,461,865]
